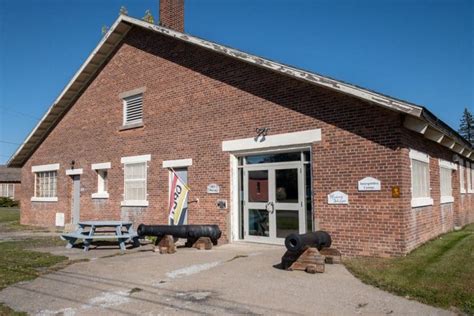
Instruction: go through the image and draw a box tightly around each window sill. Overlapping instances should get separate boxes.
[119,122,143,131]
[468,190,474,194]
[440,196,454,204]
[121,200,149,207]
[31,197,58,202]
[411,197,433,208]
[92,192,109,199]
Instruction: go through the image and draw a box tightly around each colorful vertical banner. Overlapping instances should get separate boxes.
[168,170,190,225]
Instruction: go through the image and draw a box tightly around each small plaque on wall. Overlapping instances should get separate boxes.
[327,191,349,204]
[358,177,381,191]
[207,183,220,194]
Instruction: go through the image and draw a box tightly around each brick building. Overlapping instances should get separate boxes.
[0,166,21,201]
[7,1,474,256]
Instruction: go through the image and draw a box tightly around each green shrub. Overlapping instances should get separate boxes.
[0,197,19,208]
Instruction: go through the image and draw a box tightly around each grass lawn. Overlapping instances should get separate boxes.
[345,224,474,314]
[0,207,21,224]
[0,208,69,315]
[0,207,26,232]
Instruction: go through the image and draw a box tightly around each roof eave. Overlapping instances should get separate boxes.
[7,16,133,167]
[7,15,473,167]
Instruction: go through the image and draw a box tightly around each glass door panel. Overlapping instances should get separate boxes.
[248,209,270,237]
[273,165,305,241]
[248,170,268,203]
[276,210,299,238]
[244,168,272,242]
[275,168,299,203]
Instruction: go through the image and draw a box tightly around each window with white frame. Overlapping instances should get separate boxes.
[35,171,58,198]
[471,162,474,193]
[0,184,15,198]
[410,149,433,207]
[31,164,59,202]
[459,160,466,193]
[439,159,456,204]
[467,162,473,193]
[121,155,150,206]
[91,162,111,199]
[471,165,474,193]
[123,94,143,126]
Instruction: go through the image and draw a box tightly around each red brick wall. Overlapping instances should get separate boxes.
[19,27,474,256]
[401,130,474,253]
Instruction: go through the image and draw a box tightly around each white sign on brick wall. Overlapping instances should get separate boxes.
[55,213,65,227]
[327,191,349,204]
[358,177,381,191]
[207,183,220,194]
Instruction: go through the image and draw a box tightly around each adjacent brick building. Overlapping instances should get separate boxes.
[0,166,21,201]
[7,1,474,256]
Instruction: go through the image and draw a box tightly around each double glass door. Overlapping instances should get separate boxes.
[243,162,305,244]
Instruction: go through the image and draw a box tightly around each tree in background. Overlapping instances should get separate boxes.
[459,108,474,145]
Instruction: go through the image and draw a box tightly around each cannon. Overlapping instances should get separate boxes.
[137,224,222,247]
[284,231,332,253]
[280,231,332,271]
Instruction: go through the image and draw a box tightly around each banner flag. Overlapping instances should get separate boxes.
[168,169,190,225]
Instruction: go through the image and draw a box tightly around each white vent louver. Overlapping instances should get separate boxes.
[124,94,143,125]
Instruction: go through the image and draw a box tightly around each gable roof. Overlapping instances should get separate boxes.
[0,166,21,182]
[7,15,473,167]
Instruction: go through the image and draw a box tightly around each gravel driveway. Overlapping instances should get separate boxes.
[0,243,452,315]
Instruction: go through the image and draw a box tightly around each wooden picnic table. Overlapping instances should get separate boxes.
[61,220,140,252]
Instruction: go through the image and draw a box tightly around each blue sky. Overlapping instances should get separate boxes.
[0,0,472,164]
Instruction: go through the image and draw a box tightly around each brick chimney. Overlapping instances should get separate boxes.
[159,0,185,33]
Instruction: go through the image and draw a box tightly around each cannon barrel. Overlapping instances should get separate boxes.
[284,231,331,252]
[137,224,222,245]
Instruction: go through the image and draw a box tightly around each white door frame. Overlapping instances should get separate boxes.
[229,147,313,243]
[243,162,305,244]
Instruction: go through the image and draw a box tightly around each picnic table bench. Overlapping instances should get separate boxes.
[61,221,140,252]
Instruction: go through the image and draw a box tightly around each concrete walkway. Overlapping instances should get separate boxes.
[0,243,452,315]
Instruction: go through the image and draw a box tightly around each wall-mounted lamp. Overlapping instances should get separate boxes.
[70,160,75,170]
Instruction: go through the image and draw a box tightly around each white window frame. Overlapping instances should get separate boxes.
[439,159,456,204]
[409,149,433,208]
[467,161,473,193]
[0,183,15,198]
[471,166,474,194]
[459,159,466,194]
[92,162,111,199]
[121,155,150,206]
[31,164,60,202]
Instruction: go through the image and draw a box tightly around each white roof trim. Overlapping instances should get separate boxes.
[124,16,423,116]
[7,15,473,167]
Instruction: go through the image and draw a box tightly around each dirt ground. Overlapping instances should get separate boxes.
[0,241,453,315]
